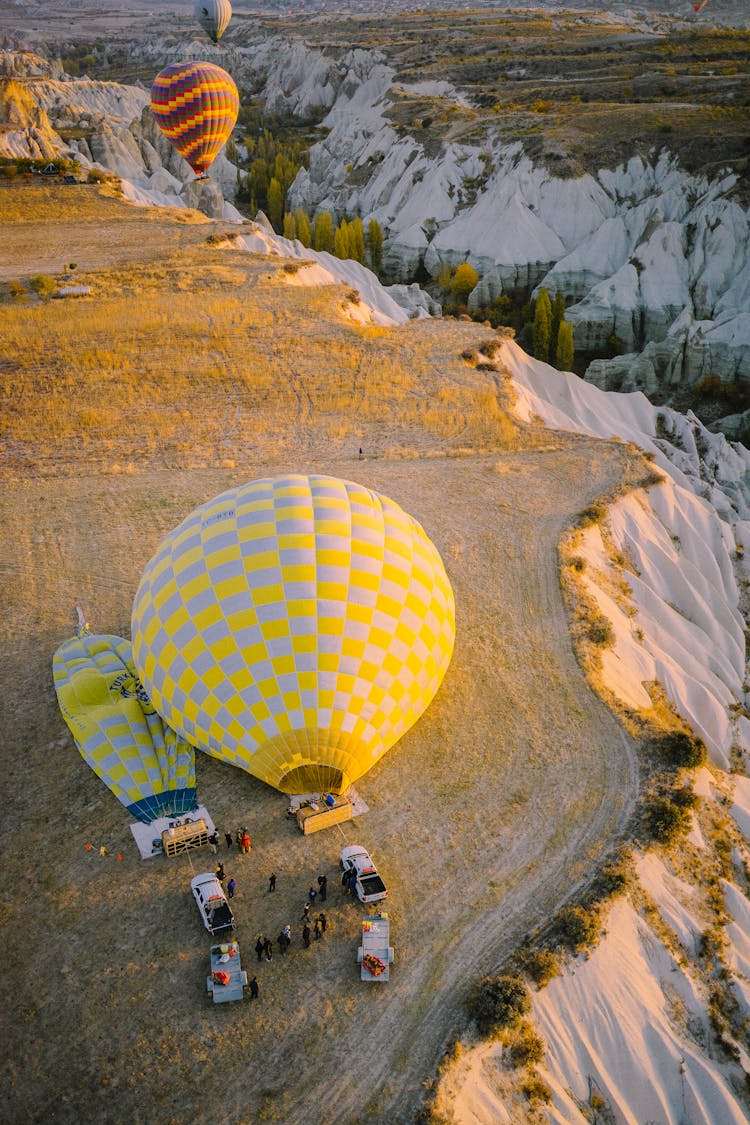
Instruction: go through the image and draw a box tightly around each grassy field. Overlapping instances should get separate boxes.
[0,183,654,1123]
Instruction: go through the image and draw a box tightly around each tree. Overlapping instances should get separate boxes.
[555,320,575,371]
[314,211,334,254]
[349,216,366,265]
[368,219,383,275]
[267,177,283,231]
[295,209,311,248]
[436,264,453,292]
[532,287,552,361]
[282,212,296,240]
[550,291,565,355]
[451,262,479,305]
[333,218,350,259]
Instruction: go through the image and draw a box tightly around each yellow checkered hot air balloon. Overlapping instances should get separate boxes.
[150,61,239,176]
[53,633,197,823]
[132,475,455,795]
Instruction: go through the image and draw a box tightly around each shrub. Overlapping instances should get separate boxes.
[87,168,109,184]
[467,975,531,1035]
[521,1073,552,1104]
[597,851,635,899]
[507,1022,545,1067]
[657,731,707,769]
[557,904,602,953]
[517,948,560,988]
[587,618,614,647]
[578,504,605,527]
[28,274,57,297]
[644,796,693,845]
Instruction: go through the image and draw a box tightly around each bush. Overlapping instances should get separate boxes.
[507,1023,545,1067]
[467,975,531,1035]
[87,168,109,184]
[557,904,602,953]
[521,1073,552,1104]
[657,731,707,769]
[28,274,57,297]
[644,795,693,845]
[578,504,606,527]
[587,618,614,647]
[517,948,560,988]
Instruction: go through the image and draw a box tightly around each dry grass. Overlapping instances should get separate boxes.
[1,184,646,1124]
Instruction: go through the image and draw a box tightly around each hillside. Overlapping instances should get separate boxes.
[0,182,649,1123]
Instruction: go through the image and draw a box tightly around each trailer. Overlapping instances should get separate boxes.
[357,913,394,982]
[206,941,248,1004]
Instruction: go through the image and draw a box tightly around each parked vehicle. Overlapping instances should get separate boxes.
[340,844,387,904]
[191,872,234,935]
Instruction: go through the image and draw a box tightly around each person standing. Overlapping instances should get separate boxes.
[240,831,251,854]
[300,902,311,922]
[268,873,277,893]
[302,923,311,948]
[227,877,236,900]
[264,938,273,961]
[313,917,322,941]
[215,863,226,884]
[255,935,264,962]
[277,930,288,954]
[224,831,233,850]
[318,912,327,934]
[283,924,292,946]
[249,976,259,999]
[318,875,327,902]
[308,885,317,905]
[208,831,219,855]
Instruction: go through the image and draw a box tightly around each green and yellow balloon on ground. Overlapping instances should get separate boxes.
[53,633,197,823]
[132,475,455,795]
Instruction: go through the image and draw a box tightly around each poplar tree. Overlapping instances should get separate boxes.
[282,212,296,240]
[532,287,552,361]
[368,218,383,275]
[551,291,566,354]
[267,176,283,231]
[334,218,350,259]
[350,216,366,265]
[295,209,311,248]
[555,321,575,371]
[314,211,334,253]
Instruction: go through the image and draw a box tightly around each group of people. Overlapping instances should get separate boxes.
[208,826,251,854]
[255,910,328,962]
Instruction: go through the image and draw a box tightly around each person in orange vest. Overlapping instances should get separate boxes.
[240,830,251,854]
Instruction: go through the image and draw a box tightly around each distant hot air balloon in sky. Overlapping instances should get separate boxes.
[53,633,197,823]
[150,61,239,176]
[195,0,232,43]
[132,475,455,796]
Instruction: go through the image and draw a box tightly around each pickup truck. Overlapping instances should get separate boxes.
[340,845,387,904]
[191,872,235,935]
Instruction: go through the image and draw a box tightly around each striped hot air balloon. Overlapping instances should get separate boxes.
[195,0,232,43]
[150,61,239,176]
[132,475,456,796]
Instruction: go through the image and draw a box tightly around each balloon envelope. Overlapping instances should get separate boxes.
[195,0,232,43]
[132,475,455,795]
[53,633,197,823]
[150,61,239,175]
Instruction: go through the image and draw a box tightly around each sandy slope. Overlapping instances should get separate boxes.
[0,188,643,1123]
